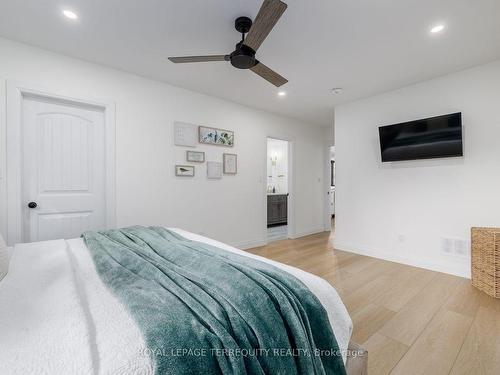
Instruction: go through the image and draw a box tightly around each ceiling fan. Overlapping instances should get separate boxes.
[168,0,288,87]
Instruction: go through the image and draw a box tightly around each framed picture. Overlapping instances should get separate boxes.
[207,161,223,179]
[223,153,237,174]
[186,150,205,163]
[175,165,195,177]
[199,126,234,147]
[174,122,197,147]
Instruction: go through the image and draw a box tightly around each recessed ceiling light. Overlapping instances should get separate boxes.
[278,91,287,97]
[331,88,344,95]
[62,10,78,20]
[430,24,445,33]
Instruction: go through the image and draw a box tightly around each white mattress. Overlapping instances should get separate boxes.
[0,228,352,374]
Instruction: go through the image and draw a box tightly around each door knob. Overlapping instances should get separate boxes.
[28,202,38,209]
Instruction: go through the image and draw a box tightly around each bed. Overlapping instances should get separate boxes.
[0,228,365,374]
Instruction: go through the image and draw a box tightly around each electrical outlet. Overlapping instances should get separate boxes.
[441,237,470,257]
[454,239,470,257]
[441,238,454,255]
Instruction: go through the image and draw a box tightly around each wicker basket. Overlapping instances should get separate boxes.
[471,227,500,298]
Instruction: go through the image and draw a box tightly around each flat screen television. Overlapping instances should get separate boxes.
[378,112,463,162]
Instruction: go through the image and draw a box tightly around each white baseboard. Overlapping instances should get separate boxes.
[291,226,327,239]
[232,238,267,250]
[232,227,327,249]
[334,241,471,279]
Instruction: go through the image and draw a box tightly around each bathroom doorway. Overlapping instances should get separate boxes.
[329,146,335,231]
[266,138,290,242]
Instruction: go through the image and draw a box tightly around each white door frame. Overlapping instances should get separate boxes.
[263,135,296,243]
[323,113,335,232]
[5,81,116,245]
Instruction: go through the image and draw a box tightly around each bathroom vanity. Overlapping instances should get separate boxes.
[267,194,288,227]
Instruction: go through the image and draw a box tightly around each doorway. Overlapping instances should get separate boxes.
[266,138,290,242]
[6,84,116,244]
[329,146,335,231]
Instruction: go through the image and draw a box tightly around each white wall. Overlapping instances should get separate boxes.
[334,60,500,278]
[0,37,327,248]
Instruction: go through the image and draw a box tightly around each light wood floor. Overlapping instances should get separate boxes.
[247,231,500,375]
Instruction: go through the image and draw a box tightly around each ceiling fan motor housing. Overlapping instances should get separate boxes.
[230,42,257,69]
[230,17,257,69]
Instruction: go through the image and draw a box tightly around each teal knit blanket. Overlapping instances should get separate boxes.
[82,226,346,375]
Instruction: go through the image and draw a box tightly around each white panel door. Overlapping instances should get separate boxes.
[22,97,106,242]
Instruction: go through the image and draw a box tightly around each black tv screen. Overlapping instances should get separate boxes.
[379,113,463,162]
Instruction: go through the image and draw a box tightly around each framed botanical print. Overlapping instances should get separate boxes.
[199,126,234,147]
[223,153,237,174]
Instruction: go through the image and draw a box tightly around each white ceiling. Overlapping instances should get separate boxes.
[1,0,499,126]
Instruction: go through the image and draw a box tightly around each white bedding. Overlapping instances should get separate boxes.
[0,228,352,375]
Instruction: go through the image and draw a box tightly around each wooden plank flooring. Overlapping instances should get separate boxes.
[246,231,500,375]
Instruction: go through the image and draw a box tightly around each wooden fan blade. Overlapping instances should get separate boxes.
[244,0,287,52]
[168,55,229,63]
[250,62,288,87]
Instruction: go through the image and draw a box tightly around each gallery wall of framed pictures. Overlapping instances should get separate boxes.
[173,122,237,180]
